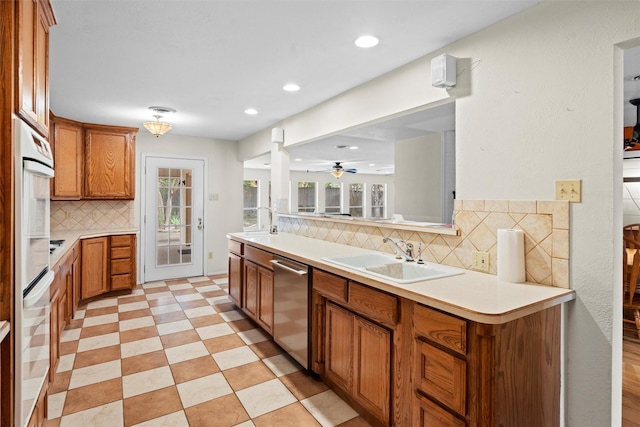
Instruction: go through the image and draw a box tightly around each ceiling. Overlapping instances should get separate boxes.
[49,0,540,143]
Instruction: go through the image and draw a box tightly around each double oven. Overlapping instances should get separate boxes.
[14,117,55,427]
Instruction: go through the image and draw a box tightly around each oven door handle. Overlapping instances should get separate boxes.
[23,271,54,308]
[24,159,54,178]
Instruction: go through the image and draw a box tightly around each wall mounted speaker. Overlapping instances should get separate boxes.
[272,127,284,144]
[431,54,457,88]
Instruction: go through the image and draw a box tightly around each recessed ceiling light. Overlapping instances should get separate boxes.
[294,158,302,162]
[263,163,270,167]
[349,146,359,150]
[369,163,375,167]
[283,83,300,92]
[355,35,379,48]
[244,108,258,115]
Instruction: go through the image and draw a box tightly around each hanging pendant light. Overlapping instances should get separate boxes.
[143,106,176,137]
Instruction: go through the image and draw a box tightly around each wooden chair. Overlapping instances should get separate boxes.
[623,236,640,339]
[624,223,640,242]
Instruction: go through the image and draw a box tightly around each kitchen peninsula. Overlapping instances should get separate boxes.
[227,231,575,427]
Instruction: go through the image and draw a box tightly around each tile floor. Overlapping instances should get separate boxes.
[45,275,372,427]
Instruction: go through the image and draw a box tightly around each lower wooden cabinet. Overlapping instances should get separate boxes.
[81,234,137,299]
[242,259,274,335]
[228,252,242,306]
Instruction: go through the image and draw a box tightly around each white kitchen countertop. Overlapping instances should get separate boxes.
[50,228,139,268]
[228,232,576,324]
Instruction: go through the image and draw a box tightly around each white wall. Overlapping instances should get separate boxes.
[394,133,441,222]
[237,2,640,425]
[135,131,243,275]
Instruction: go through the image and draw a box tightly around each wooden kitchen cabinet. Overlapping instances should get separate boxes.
[227,239,243,306]
[16,0,56,138]
[110,234,136,290]
[313,270,395,427]
[81,237,109,299]
[84,124,137,199]
[242,245,274,335]
[50,115,83,199]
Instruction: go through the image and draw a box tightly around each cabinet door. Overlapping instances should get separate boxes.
[51,117,83,199]
[16,0,54,137]
[110,234,136,290]
[72,244,81,317]
[49,285,60,383]
[257,266,273,334]
[243,261,259,319]
[81,237,109,299]
[228,253,243,306]
[325,302,354,392]
[84,126,136,199]
[354,316,391,424]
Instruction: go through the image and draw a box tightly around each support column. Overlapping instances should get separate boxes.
[271,141,290,215]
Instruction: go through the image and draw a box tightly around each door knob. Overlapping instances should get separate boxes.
[197,217,203,230]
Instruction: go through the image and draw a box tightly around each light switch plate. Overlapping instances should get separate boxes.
[555,179,581,202]
[472,251,490,273]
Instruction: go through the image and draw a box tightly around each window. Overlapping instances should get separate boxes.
[325,182,342,213]
[371,184,385,218]
[243,180,259,230]
[349,183,364,217]
[298,181,317,213]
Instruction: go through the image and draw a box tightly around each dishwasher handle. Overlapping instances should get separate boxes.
[270,259,308,275]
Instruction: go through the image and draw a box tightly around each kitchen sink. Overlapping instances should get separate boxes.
[323,253,464,284]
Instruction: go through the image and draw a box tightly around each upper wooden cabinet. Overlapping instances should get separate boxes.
[50,115,83,199]
[49,116,138,200]
[16,0,56,138]
[84,124,137,199]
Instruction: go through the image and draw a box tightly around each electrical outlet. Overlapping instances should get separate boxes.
[208,252,213,259]
[472,251,490,273]
[555,179,581,202]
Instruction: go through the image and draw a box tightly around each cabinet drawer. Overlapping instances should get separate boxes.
[414,393,466,427]
[313,269,348,303]
[111,274,133,290]
[111,234,134,247]
[245,245,273,269]
[414,304,466,354]
[111,258,131,275]
[111,246,131,259]
[349,282,398,326]
[228,239,243,255]
[415,340,466,415]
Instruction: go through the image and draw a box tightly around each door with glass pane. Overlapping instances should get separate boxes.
[144,156,205,281]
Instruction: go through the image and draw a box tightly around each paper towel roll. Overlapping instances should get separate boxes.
[497,229,525,283]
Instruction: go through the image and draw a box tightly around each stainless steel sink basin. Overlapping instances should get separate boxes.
[323,253,463,284]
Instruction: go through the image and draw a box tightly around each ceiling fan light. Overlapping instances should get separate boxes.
[331,169,344,179]
[143,119,172,137]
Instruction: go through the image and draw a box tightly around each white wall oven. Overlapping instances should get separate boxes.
[14,117,55,427]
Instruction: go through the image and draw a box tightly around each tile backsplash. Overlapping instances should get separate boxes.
[279,199,570,288]
[51,200,134,231]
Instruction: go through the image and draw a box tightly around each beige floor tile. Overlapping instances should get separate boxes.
[212,346,260,370]
[60,328,81,343]
[262,354,301,377]
[176,373,233,408]
[68,359,121,390]
[301,390,359,427]
[118,316,155,332]
[122,365,175,398]
[218,310,247,322]
[183,305,216,318]
[237,328,270,345]
[150,303,182,315]
[59,401,123,427]
[235,378,297,419]
[156,319,193,336]
[47,391,67,419]
[85,298,118,310]
[164,340,209,364]
[195,322,235,340]
[118,300,150,313]
[120,336,163,358]
[82,313,119,328]
[77,332,120,353]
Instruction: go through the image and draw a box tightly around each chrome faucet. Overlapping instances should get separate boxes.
[382,237,415,262]
[256,206,278,234]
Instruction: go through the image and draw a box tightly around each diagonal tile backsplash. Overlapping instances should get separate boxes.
[279,199,570,288]
[51,200,135,231]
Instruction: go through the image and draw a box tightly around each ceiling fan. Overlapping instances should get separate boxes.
[329,162,357,178]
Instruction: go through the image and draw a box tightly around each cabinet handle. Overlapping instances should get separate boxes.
[197,217,203,230]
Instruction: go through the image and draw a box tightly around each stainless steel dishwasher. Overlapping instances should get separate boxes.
[270,256,310,369]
